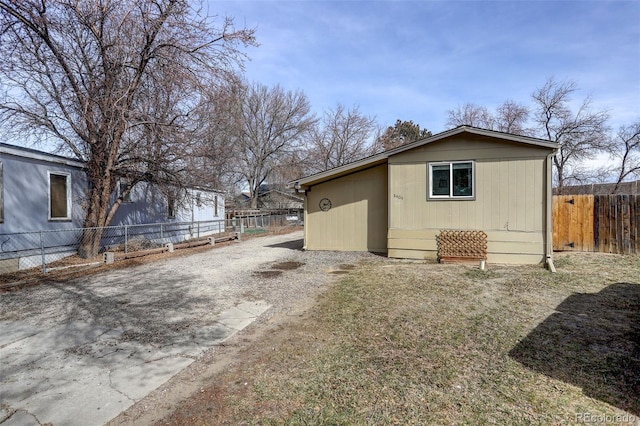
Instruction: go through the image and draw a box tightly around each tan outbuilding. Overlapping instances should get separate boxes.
[291,126,559,267]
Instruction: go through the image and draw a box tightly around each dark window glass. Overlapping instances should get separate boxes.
[168,196,175,218]
[119,181,132,202]
[453,163,473,196]
[50,174,68,218]
[432,165,451,196]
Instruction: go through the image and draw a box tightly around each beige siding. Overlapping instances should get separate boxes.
[305,164,387,252]
[388,229,545,264]
[388,135,548,264]
[389,133,552,164]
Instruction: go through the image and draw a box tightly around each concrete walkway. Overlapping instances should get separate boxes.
[0,232,310,426]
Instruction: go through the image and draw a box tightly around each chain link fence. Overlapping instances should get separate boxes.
[234,212,302,234]
[0,213,301,277]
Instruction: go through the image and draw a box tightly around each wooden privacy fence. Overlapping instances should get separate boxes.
[553,194,640,254]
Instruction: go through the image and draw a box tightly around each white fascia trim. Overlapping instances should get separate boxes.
[1,144,85,169]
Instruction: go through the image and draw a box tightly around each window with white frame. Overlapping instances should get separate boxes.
[48,171,71,220]
[428,161,474,199]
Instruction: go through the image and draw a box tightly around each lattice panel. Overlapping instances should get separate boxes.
[437,230,487,263]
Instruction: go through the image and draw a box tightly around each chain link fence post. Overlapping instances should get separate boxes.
[124,224,128,253]
[40,231,46,274]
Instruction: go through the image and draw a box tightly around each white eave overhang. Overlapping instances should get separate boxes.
[0,143,86,169]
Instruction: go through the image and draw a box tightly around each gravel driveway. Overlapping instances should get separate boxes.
[0,230,382,426]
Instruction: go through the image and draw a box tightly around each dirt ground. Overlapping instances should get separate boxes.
[103,240,375,426]
[108,280,327,426]
[136,251,640,425]
[0,226,384,426]
[4,236,637,425]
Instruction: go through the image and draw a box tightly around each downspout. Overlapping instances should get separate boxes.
[302,189,308,250]
[294,182,308,250]
[545,150,557,272]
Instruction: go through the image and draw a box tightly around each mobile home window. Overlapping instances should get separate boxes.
[118,179,132,203]
[167,195,176,218]
[428,161,474,199]
[49,171,71,220]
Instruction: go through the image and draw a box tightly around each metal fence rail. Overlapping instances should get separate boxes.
[0,213,301,276]
[234,212,302,230]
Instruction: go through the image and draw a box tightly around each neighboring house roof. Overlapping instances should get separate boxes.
[554,180,640,195]
[240,188,303,202]
[289,126,560,190]
[0,142,224,194]
[261,189,304,202]
[0,142,85,169]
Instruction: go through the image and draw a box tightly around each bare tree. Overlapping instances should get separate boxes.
[270,150,310,189]
[446,103,495,129]
[446,100,530,135]
[0,0,255,257]
[191,77,245,190]
[609,120,640,192]
[532,77,610,188]
[371,119,431,153]
[306,104,377,173]
[109,70,197,222]
[495,100,530,134]
[235,82,315,209]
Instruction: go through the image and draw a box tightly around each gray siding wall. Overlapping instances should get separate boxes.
[109,185,225,226]
[0,153,88,233]
[0,150,225,234]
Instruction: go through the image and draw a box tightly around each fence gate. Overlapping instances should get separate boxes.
[552,195,594,252]
[553,194,639,254]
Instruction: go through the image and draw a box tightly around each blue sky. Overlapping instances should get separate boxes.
[214,0,640,133]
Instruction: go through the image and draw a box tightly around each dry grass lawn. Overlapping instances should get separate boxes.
[160,252,640,425]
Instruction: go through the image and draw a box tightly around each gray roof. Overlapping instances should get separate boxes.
[0,142,85,168]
